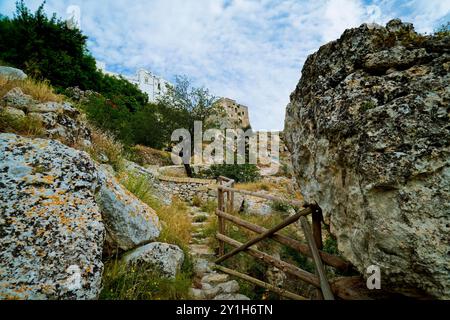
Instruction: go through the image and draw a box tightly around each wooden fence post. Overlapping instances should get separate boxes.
[217,177,225,256]
[226,181,234,213]
[312,204,323,250]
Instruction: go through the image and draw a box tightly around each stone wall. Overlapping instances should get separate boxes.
[158,175,217,204]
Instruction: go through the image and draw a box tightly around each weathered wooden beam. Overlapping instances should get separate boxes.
[216,233,320,288]
[214,265,307,300]
[300,216,334,300]
[217,177,225,256]
[311,206,323,250]
[218,185,304,208]
[215,207,312,264]
[216,209,351,272]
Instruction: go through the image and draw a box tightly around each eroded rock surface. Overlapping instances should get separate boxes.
[284,20,449,298]
[123,242,184,278]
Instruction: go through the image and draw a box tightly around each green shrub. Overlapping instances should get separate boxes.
[323,235,339,256]
[361,100,376,112]
[270,200,292,213]
[200,200,217,214]
[197,164,261,183]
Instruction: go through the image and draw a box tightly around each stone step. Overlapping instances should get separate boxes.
[193,258,214,275]
[201,273,229,285]
[191,232,207,239]
[190,237,209,245]
[189,244,214,257]
[192,221,208,228]
[213,293,250,300]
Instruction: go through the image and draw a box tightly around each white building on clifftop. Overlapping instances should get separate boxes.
[96,62,171,102]
[127,69,171,102]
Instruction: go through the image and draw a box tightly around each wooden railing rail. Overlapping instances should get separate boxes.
[214,176,343,300]
[215,209,350,271]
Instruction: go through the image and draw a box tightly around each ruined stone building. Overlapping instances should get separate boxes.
[213,97,251,129]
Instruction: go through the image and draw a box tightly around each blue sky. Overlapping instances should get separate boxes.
[1,0,449,130]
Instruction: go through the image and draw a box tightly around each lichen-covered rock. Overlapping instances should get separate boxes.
[97,167,161,251]
[1,88,91,146]
[0,66,27,80]
[1,87,34,110]
[0,133,104,299]
[284,20,449,298]
[122,242,184,278]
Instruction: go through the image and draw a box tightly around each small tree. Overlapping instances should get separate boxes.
[159,75,219,137]
[159,76,219,176]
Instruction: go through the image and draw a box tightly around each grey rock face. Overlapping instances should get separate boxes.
[284,20,449,298]
[0,133,105,299]
[0,66,27,80]
[123,242,184,278]
[97,167,161,251]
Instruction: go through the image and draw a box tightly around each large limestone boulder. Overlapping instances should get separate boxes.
[122,242,184,278]
[0,133,104,299]
[97,167,161,251]
[284,20,449,298]
[0,66,27,80]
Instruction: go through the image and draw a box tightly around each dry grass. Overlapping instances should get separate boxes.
[128,144,172,167]
[0,76,64,103]
[80,125,125,172]
[157,199,192,250]
[235,181,277,192]
[0,111,45,137]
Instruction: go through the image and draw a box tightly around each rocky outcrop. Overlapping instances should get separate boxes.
[0,66,27,80]
[0,133,165,299]
[0,133,104,299]
[284,20,449,298]
[1,88,91,146]
[97,167,161,251]
[123,242,184,278]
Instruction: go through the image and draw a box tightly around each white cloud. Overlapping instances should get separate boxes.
[0,0,448,130]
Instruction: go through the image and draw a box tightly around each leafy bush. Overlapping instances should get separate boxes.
[0,1,100,90]
[197,164,260,183]
[323,235,339,256]
[270,200,292,213]
[200,200,217,214]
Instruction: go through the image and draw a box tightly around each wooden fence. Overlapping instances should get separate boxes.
[214,176,353,300]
